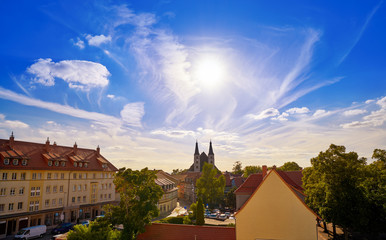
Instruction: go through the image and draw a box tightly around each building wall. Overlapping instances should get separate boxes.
[235,194,250,210]
[236,171,317,240]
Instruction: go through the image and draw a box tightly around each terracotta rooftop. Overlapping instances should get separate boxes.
[137,223,235,240]
[234,170,303,194]
[0,136,117,172]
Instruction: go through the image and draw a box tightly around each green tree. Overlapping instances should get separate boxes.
[225,186,237,209]
[171,168,188,175]
[189,202,197,220]
[232,161,243,175]
[196,162,226,207]
[67,217,121,240]
[196,198,205,225]
[303,144,367,240]
[278,161,302,171]
[107,168,163,240]
[243,165,262,178]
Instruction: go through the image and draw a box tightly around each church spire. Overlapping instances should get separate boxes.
[194,140,199,155]
[208,140,214,155]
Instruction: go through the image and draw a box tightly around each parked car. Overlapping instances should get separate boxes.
[80,220,90,227]
[217,214,227,221]
[224,212,231,217]
[51,223,74,234]
[209,213,218,219]
[14,225,46,239]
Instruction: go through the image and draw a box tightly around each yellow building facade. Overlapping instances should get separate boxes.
[0,135,117,238]
[235,169,319,240]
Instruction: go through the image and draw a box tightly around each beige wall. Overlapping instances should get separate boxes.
[236,171,317,240]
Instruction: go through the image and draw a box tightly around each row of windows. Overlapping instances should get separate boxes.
[3,158,28,166]
[1,172,114,180]
[72,184,87,192]
[44,198,63,207]
[71,196,87,203]
[0,202,23,212]
[29,201,40,211]
[0,187,24,196]
[46,185,64,193]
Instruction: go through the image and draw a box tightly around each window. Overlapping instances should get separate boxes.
[83,173,87,179]
[53,186,57,193]
[84,184,87,191]
[0,204,4,212]
[2,173,7,180]
[109,173,112,178]
[10,188,15,196]
[20,172,26,180]
[32,173,36,180]
[77,197,81,203]
[79,162,83,167]
[46,186,50,193]
[19,187,24,195]
[36,187,41,196]
[3,158,9,165]
[100,194,103,200]
[54,173,58,179]
[30,187,35,197]
[52,199,56,206]
[22,159,27,166]
[0,188,6,196]
[73,185,76,192]
[34,201,39,211]
[59,185,63,192]
[45,200,49,207]
[47,173,51,179]
[93,173,96,179]
[84,163,88,168]
[73,162,77,167]
[37,173,42,179]
[109,183,112,189]
[17,202,23,210]
[104,194,107,199]
[83,196,86,202]
[54,161,59,166]
[12,159,18,165]
[58,198,63,206]
[108,194,111,199]
[61,173,64,179]
[72,197,75,203]
[29,201,34,211]
[12,173,17,180]
[61,161,66,167]
[100,173,103,178]
[79,173,82,179]
[48,160,53,166]
[9,203,14,211]
[73,173,77,179]
[78,185,81,191]
[105,173,108,178]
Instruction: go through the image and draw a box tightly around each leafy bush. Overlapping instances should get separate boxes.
[158,216,184,224]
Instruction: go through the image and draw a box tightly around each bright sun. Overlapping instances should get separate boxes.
[194,56,225,88]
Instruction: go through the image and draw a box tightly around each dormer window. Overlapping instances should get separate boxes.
[22,159,28,166]
[48,161,53,166]
[54,161,59,166]
[13,159,18,166]
[84,163,88,168]
[61,161,66,167]
[73,162,77,167]
[4,158,9,165]
[79,162,83,167]
[102,164,107,169]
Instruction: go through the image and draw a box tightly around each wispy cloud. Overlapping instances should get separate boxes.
[86,34,112,47]
[27,58,110,91]
[248,108,280,120]
[73,37,85,49]
[343,109,367,116]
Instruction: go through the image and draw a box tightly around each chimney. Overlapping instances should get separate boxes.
[73,142,78,154]
[53,141,57,146]
[96,145,100,155]
[9,132,14,149]
[262,165,267,178]
[45,137,50,152]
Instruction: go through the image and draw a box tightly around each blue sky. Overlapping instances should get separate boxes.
[0,0,385,172]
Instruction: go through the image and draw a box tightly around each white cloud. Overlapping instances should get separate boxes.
[27,58,110,91]
[313,109,328,118]
[151,129,196,139]
[343,109,367,116]
[272,112,289,121]
[248,108,280,120]
[120,102,145,128]
[286,107,310,114]
[86,34,112,46]
[0,115,29,129]
[107,94,115,99]
[74,38,85,49]
[365,99,375,104]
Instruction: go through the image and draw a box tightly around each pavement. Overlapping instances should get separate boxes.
[3,229,57,240]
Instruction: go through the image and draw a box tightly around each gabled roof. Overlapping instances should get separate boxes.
[0,138,117,171]
[137,223,235,240]
[234,173,264,194]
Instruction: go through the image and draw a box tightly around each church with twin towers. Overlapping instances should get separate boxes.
[188,140,218,172]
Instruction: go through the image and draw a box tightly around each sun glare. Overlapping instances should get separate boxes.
[194,56,225,88]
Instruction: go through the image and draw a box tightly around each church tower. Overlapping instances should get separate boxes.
[208,140,215,166]
[193,141,200,172]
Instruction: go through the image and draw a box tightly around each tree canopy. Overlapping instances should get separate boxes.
[196,162,226,207]
[106,167,163,240]
[196,198,205,225]
[67,217,121,240]
[278,161,302,171]
[243,165,262,177]
[303,144,386,239]
[232,161,243,175]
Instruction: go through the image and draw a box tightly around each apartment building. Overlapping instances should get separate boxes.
[0,134,118,238]
[155,171,178,217]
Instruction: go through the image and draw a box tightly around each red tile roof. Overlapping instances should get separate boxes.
[137,223,235,240]
[234,170,303,195]
[0,138,117,172]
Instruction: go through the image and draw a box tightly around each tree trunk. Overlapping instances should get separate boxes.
[344,227,349,240]
[323,221,328,233]
[333,223,337,239]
